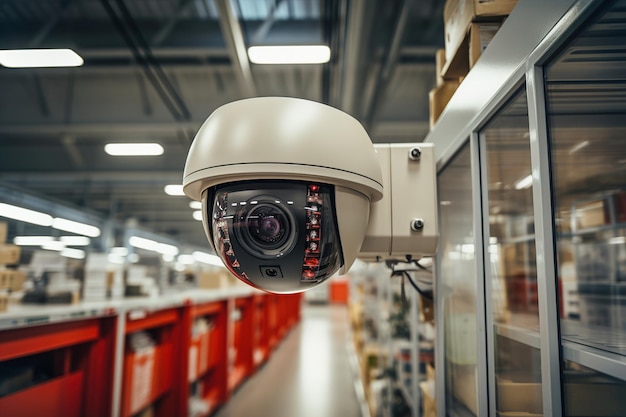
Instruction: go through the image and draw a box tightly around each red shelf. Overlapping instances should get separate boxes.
[0,371,84,417]
[0,292,302,417]
[121,342,174,417]
[0,320,99,362]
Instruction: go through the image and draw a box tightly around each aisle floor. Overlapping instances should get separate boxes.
[214,304,363,417]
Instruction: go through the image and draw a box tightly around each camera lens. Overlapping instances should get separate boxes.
[247,205,288,246]
[235,202,297,259]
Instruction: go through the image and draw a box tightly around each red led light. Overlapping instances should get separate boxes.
[302,269,316,279]
[309,184,320,192]
[304,258,319,267]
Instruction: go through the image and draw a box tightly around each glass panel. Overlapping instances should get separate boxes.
[481,86,544,415]
[438,145,479,416]
[545,1,626,414]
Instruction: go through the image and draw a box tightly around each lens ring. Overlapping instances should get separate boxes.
[246,204,288,247]
[235,202,297,259]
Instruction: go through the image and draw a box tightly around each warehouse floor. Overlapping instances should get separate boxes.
[214,304,364,417]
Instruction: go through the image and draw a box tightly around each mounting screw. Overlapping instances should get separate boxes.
[409,147,421,161]
[411,218,425,231]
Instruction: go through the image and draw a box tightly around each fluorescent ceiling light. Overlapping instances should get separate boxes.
[104,143,164,156]
[177,254,195,265]
[129,235,178,256]
[164,184,185,196]
[189,201,202,210]
[128,253,140,263]
[108,254,125,264]
[61,248,86,260]
[0,48,83,68]
[14,236,54,246]
[42,240,65,251]
[514,174,533,190]
[0,203,53,226]
[193,210,203,221]
[60,236,91,246]
[52,217,101,237]
[193,251,224,267]
[248,45,331,64]
[110,247,129,256]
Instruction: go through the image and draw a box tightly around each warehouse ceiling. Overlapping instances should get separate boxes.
[0,0,443,249]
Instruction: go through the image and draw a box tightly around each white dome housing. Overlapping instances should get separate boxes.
[183,97,383,293]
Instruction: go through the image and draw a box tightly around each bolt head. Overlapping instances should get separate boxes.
[411,218,425,231]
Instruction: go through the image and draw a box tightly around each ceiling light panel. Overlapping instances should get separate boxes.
[248,45,331,64]
[0,49,84,68]
[105,143,164,156]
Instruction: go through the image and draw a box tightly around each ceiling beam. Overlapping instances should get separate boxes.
[215,0,257,97]
[251,0,287,44]
[339,0,373,116]
[363,0,413,130]
[151,0,198,46]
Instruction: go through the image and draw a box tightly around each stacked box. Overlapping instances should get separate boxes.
[0,222,6,244]
[429,78,461,128]
[0,291,7,312]
[441,0,516,79]
[0,269,26,291]
[0,244,20,265]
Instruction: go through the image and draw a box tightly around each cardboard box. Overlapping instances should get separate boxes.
[0,222,6,244]
[469,21,503,68]
[0,244,20,265]
[419,293,434,323]
[444,0,517,62]
[429,79,461,128]
[197,270,231,289]
[0,269,24,290]
[435,48,447,86]
[574,199,607,229]
[497,372,626,416]
[420,380,436,417]
[0,291,8,312]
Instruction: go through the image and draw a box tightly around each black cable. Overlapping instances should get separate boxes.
[113,0,191,120]
[100,0,184,121]
[412,260,432,273]
[397,270,433,301]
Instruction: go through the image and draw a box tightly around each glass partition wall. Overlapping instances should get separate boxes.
[544,1,626,415]
[438,145,480,417]
[480,87,545,416]
[435,2,626,415]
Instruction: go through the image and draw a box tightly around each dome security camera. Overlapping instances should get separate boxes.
[183,97,438,294]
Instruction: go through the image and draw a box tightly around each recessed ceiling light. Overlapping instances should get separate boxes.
[105,143,164,156]
[193,210,203,221]
[248,45,331,64]
[164,184,185,196]
[0,48,84,68]
[189,201,202,210]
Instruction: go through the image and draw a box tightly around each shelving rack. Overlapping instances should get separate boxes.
[0,287,302,417]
